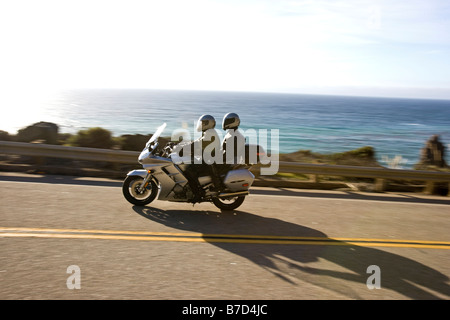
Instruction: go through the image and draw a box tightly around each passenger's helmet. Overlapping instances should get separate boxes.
[222,112,240,130]
[196,114,216,132]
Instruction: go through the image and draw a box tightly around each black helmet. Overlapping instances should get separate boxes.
[222,112,240,130]
[196,114,216,132]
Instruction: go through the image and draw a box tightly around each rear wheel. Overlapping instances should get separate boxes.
[212,195,245,211]
[122,176,158,206]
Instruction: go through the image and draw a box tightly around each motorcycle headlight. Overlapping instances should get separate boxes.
[138,149,150,163]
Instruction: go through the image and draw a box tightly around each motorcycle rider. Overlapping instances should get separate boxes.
[184,114,222,202]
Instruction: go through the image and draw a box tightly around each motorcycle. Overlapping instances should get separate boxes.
[122,123,264,210]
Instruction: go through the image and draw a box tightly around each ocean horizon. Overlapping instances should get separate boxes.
[2,89,450,169]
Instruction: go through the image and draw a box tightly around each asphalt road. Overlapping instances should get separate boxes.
[1,172,449,300]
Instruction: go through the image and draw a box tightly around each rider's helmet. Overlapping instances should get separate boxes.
[222,112,240,130]
[196,114,216,132]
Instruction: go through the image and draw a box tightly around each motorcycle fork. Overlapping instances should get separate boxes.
[137,170,153,193]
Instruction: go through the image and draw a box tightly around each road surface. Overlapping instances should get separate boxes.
[1,172,449,300]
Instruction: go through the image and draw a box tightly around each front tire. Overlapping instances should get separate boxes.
[212,196,245,211]
[122,176,158,206]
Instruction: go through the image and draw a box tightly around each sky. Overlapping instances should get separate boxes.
[0,0,450,100]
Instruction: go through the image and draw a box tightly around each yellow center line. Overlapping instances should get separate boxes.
[0,227,449,249]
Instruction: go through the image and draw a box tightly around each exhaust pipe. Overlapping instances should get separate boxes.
[218,191,249,198]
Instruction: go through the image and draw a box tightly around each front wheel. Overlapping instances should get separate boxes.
[212,196,245,211]
[122,175,158,206]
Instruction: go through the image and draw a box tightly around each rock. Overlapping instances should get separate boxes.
[16,122,59,144]
[279,146,381,167]
[417,135,448,168]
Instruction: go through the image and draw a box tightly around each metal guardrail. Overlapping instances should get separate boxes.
[278,161,450,182]
[0,141,138,164]
[278,161,450,195]
[1,141,449,192]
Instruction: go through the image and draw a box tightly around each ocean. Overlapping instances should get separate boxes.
[2,89,450,168]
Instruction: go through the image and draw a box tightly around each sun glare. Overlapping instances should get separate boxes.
[0,87,62,134]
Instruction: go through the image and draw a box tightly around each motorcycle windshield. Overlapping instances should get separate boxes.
[146,123,167,147]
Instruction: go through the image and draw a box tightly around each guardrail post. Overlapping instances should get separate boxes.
[424,181,436,195]
[374,178,387,192]
[33,155,46,171]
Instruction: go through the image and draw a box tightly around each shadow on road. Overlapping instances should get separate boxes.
[133,206,450,299]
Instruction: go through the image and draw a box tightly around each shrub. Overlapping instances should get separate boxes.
[67,127,114,149]
[118,134,151,151]
[0,130,12,141]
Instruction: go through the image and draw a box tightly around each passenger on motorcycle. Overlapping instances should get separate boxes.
[222,112,246,166]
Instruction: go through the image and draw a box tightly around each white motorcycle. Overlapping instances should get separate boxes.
[122,123,263,210]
